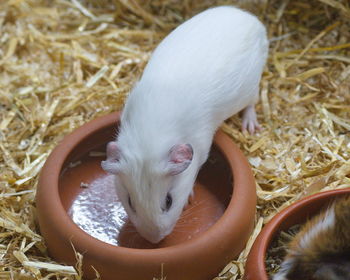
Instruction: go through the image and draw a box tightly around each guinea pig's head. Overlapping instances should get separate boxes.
[101,141,193,243]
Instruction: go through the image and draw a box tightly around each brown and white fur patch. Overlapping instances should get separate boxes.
[272,195,350,280]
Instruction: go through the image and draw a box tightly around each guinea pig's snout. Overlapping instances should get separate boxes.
[133,215,175,244]
[145,234,164,244]
[138,230,164,244]
[137,226,167,244]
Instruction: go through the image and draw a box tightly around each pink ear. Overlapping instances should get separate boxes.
[101,141,120,174]
[167,144,193,175]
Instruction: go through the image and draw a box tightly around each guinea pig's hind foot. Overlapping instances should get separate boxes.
[241,105,261,134]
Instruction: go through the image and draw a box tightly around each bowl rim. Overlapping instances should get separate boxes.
[37,112,256,263]
[244,188,350,280]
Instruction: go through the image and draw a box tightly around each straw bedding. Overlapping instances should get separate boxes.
[0,0,349,279]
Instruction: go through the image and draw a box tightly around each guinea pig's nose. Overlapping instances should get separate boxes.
[144,234,164,244]
[139,230,164,244]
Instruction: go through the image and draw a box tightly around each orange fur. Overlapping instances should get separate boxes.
[273,195,350,280]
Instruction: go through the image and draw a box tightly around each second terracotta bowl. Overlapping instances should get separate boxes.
[244,188,350,280]
[37,112,256,280]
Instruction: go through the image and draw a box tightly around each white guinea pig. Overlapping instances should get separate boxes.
[273,195,350,280]
[102,6,268,243]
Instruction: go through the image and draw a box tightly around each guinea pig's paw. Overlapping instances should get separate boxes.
[241,105,261,134]
[188,190,195,205]
[242,118,261,135]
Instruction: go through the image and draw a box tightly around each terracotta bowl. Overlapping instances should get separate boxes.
[244,188,350,280]
[37,112,256,280]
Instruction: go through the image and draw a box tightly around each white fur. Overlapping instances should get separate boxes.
[272,206,336,279]
[298,206,335,250]
[273,258,295,280]
[109,6,268,243]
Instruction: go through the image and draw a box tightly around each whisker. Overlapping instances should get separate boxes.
[131,232,138,247]
[182,198,212,213]
[170,229,191,233]
[181,205,217,217]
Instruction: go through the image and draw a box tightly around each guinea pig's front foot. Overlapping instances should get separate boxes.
[183,191,195,210]
[241,105,261,134]
[187,190,195,206]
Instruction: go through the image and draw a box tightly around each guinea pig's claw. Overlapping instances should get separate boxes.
[242,119,261,134]
[242,105,261,134]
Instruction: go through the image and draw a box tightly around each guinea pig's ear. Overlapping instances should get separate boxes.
[167,144,193,176]
[101,141,121,174]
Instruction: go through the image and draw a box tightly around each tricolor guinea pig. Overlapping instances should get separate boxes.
[102,6,268,243]
[273,195,350,280]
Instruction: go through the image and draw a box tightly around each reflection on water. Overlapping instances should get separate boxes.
[68,148,230,248]
[69,175,126,246]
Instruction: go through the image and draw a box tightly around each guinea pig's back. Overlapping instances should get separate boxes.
[139,6,268,123]
[142,7,267,89]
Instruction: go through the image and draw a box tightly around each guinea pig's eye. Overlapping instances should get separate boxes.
[163,193,172,212]
[128,195,135,213]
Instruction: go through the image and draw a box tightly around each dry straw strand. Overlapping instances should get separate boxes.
[0,0,349,279]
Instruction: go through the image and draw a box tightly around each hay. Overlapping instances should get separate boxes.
[264,224,301,276]
[0,0,349,279]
